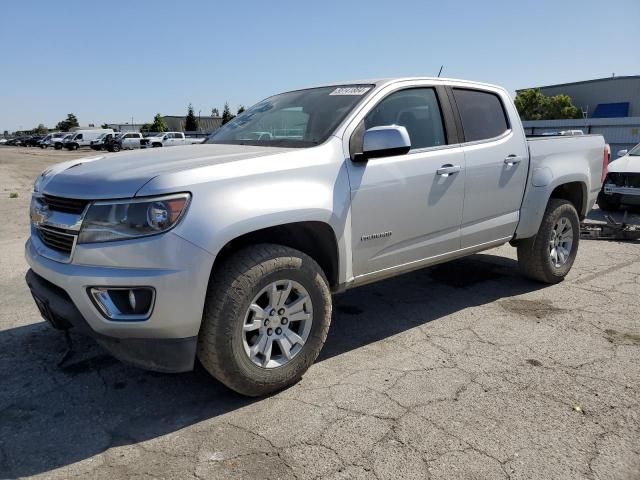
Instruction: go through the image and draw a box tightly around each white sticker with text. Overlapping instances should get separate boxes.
[329,87,371,96]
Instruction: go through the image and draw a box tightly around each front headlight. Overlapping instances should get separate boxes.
[33,169,53,192]
[78,193,191,244]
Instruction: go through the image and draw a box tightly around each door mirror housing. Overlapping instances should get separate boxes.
[355,125,411,161]
[617,149,628,157]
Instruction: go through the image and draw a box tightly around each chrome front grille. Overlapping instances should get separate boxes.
[37,227,77,255]
[42,195,89,214]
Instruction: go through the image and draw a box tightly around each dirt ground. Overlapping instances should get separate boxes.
[0,146,638,479]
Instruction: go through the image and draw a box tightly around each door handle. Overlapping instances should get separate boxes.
[436,164,461,177]
[504,155,523,166]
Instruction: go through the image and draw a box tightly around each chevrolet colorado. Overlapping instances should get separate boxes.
[25,77,607,396]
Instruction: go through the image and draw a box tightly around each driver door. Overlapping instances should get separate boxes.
[347,87,465,278]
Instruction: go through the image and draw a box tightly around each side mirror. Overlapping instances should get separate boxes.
[617,149,628,157]
[355,125,411,161]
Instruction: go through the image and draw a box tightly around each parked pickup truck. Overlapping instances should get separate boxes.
[105,132,144,152]
[25,77,607,396]
[597,142,640,210]
[140,131,206,148]
[90,132,118,151]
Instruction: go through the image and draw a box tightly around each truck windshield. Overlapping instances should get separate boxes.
[205,85,374,148]
[629,144,640,156]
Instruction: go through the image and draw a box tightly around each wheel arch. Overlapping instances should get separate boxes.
[211,221,341,291]
[515,171,590,241]
[549,181,587,219]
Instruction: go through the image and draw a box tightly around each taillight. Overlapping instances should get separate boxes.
[601,145,610,183]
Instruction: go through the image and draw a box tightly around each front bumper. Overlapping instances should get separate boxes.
[25,231,216,372]
[603,184,640,205]
[604,184,640,196]
[26,269,197,372]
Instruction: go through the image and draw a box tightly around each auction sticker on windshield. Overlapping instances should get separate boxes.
[329,87,371,95]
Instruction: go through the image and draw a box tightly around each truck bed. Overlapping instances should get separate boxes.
[515,133,606,239]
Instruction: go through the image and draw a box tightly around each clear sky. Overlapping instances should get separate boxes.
[1,0,638,132]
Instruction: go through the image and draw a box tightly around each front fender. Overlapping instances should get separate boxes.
[147,140,354,285]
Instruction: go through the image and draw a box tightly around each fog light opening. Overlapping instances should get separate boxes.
[89,287,155,321]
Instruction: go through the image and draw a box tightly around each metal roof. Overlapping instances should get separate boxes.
[517,75,640,92]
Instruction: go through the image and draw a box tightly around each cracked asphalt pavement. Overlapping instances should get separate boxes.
[1,147,639,479]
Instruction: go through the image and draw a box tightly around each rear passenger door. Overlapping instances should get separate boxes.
[450,87,529,248]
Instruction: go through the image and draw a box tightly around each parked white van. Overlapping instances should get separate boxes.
[64,129,114,150]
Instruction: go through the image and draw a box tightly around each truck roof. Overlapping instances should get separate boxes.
[303,77,505,92]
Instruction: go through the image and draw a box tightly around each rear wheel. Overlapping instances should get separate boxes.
[111,143,121,152]
[54,143,62,150]
[197,244,332,396]
[517,199,580,284]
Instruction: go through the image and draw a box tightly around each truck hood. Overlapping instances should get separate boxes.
[608,154,640,174]
[40,144,292,199]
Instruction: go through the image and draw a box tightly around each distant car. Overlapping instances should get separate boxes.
[598,143,640,210]
[140,132,205,148]
[52,134,71,150]
[90,132,117,151]
[65,129,115,150]
[106,132,144,152]
[0,138,7,145]
[41,132,67,149]
[24,136,45,147]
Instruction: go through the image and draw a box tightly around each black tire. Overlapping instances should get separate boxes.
[596,190,620,212]
[54,143,62,150]
[70,143,78,151]
[517,199,580,284]
[197,244,332,396]
[152,143,162,148]
[111,143,121,152]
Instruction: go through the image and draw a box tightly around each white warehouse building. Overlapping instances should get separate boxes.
[518,75,640,155]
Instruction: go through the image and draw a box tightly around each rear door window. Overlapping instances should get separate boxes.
[452,89,509,142]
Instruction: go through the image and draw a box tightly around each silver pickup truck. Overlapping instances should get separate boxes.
[25,77,607,396]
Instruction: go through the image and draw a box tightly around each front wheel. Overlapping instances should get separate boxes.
[197,244,332,396]
[111,143,121,152]
[517,199,580,284]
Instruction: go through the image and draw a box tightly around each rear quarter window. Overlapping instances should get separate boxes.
[453,88,509,142]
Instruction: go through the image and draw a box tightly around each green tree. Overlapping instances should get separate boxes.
[33,123,48,134]
[211,107,220,117]
[150,113,168,132]
[55,113,79,131]
[237,105,246,115]
[545,94,582,120]
[221,102,234,125]
[514,89,548,121]
[100,123,110,129]
[515,89,583,121]
[184,104,198,131]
